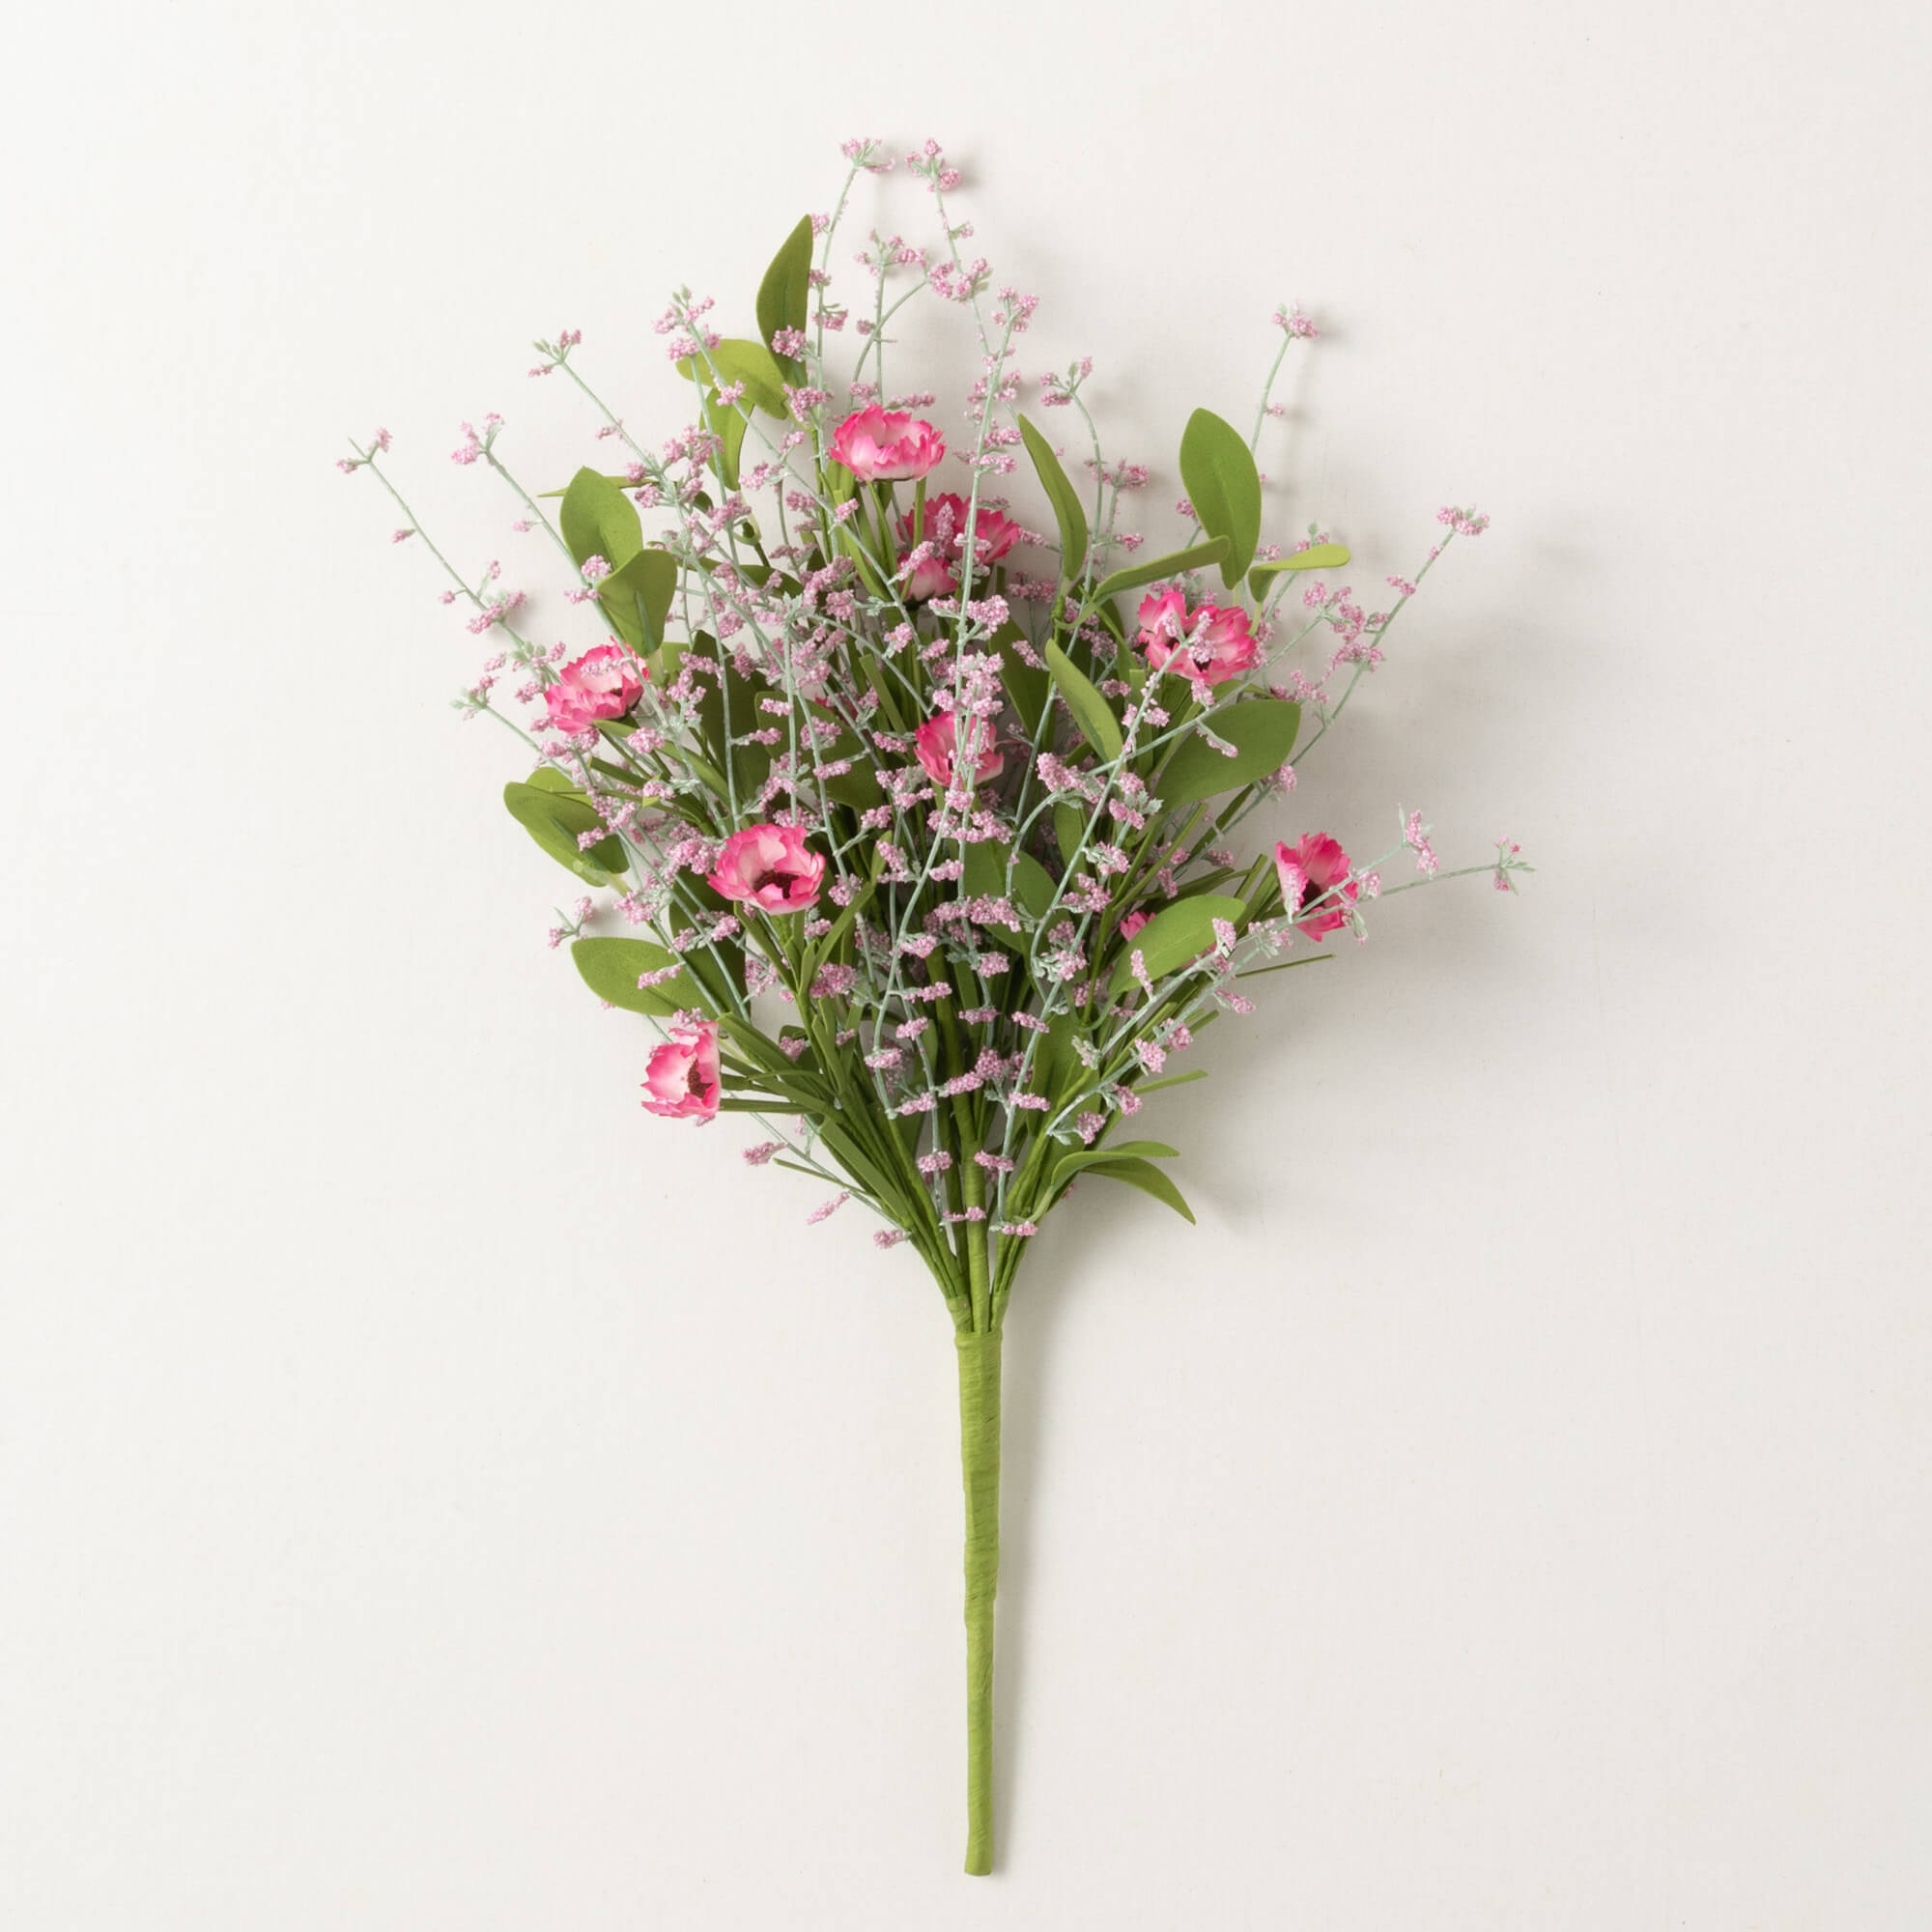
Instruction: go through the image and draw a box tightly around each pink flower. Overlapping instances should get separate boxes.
[708,823,827,913]
[913,711,1004,788]
[1137,588,1259,689]
[544,644,645,734]
[897,543,955,602]
[1275,833,1358,941]
[641,1020,721,1121]
[895,492,1021,597]
[1119,908,1151,941]
[829,405,946,482]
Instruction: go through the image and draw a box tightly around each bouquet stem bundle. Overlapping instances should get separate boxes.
[347,136,1525,1871]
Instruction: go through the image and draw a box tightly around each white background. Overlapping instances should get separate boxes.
[5,1,1930,1925]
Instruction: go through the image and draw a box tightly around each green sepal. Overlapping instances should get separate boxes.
[1178,409,1262,588]
[1016,413,1088,582]
[570,936,700,1017]
[1153,698,1301,812]
[1042,638,1122,762]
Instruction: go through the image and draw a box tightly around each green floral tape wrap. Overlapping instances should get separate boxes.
[956,1326,1003,1874]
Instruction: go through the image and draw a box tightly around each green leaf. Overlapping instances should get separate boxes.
[559,468,642,573]
[503,781,627,885]
[696,656,775,801]
[1246,543,1350,597]
[963,839,1056,925]
[1153,699,1301,812]
[1106,893,1246,996]
[817,724,886,811]
[1075,1156,1196,1223]
[757,215,814,379]
[1017,413,1088,581]
[1052,803,1088,871]
[1178,409,1262,588]
[597,547,677,650]
[675,337,790,417]
[1042,638,1122,762]
[1090,538,1230,606]
[570,936,699,1017]
[1132,1067,1209,1094]
[1011,850,1056,919]
[990,622,1050,738]
[1052,1139,1179,1189]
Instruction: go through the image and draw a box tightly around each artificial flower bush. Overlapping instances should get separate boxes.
[346,136,1526,1874]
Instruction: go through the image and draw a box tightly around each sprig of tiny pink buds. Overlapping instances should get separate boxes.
[346,138,1521,1292]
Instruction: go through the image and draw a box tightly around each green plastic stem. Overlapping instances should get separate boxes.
[956,1326,1003,1875]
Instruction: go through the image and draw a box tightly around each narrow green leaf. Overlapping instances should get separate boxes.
[1052,1139,1180,1189]
[1106,893,1246,996]
[1043,638,1122,762]
[757,215,815,379]
[990,622,1050,738]
[1090,537,1230,606]
[570,937,699,1017]
[1132,1067,1209,1094]
[1017,414,1088,581]
[1178,409,1262,588]
[1246,543,1350,597]
[1076,1155,1196,1223]
[1052,803,1088,872]
[1011,850,1056,919]
[1236,952,1336,980]
[558,468,642,573]
[1153,698,1301,812]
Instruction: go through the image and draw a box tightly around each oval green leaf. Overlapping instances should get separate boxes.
[1153,699,1301,812]
[1106,893,1246,996]
[571,936,699,1017]
[675,337,790,417]
[757,215,814,379]
[503,781,627,885]
[1178,408,1262,588]
[559,468,643,574]
[1245,544,1351,598]
[597,548,677,650]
